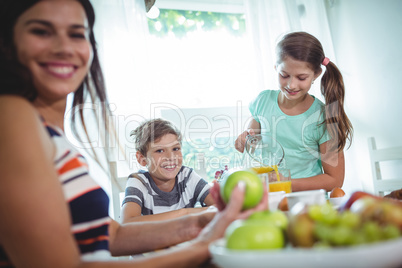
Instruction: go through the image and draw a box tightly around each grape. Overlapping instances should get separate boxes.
[313,222,332,242]
[308,204,324,222]
[319,203,339,225]
[313,240,331,249]
[308,203,338,225]
[348,230,367,245]
[382,224,400,240]
[297,202,402,249]
[329,225,354,246]
[338,210,360,228]
[362,221,382,243]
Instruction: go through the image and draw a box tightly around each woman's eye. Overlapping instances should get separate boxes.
[155,149,163,153]
[173,147,181,151]
[70,32,87,39]
[280,74,289,78]
[30,28,50,37]
[299,77,307,81]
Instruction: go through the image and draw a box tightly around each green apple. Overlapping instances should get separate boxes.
[220,170,263,210]
[248,210,271,221]
[248,210,288,230]
[225,219,285,250]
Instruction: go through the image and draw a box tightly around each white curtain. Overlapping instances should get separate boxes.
[91,0,151,110]
[244,0,336,99]
[91,0,152,178]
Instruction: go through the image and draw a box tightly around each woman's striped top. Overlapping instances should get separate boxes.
[0,123,111,267]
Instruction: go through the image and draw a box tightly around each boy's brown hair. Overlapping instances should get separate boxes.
[130,118,182,156]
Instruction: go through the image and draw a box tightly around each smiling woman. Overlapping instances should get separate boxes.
[0,0,267,267]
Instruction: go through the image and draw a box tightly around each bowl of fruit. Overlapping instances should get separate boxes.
[209,191,402,268]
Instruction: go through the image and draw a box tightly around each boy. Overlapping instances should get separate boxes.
[121,118,214,223]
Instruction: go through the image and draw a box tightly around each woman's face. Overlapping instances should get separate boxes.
[13,0,93,102]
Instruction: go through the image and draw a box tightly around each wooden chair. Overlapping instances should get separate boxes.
[368,137,402,196]
[109,160,129,221]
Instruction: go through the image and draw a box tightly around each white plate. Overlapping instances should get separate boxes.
[209,238,402,268]
[285,189,327,210]
[329,196,348,209]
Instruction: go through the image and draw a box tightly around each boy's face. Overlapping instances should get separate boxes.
[139,133,183,182]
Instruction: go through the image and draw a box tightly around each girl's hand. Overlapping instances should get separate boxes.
[234,129,256,153]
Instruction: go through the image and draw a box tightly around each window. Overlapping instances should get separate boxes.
[143,2,258,181]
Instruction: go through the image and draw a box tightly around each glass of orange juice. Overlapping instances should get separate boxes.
[266,168,292,193]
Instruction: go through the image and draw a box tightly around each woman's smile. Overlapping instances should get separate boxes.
[40,61,78,78]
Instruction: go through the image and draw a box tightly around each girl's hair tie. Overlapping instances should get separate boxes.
[322,57,330,66]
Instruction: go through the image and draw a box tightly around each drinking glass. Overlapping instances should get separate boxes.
[266,168,292,193]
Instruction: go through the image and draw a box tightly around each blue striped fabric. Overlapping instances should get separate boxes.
[0,123,111,267]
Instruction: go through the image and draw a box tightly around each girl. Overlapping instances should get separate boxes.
[0,1,267,267]
[235,32,353,192]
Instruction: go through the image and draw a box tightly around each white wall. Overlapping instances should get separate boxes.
[325,0,402,193]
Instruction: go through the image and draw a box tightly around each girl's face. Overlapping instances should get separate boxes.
[275,56,321,101]
[140,133,183,183]
[13,0,92,102]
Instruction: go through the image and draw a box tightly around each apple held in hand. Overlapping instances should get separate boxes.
[220,170,264,210]
[225,219,285,250]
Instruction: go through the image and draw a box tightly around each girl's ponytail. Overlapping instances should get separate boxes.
[321,61,353,151]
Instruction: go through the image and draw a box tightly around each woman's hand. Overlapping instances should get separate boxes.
[197,180,268,245]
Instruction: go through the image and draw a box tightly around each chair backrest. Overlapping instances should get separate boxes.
[367,137,402,196]
[109,160,129,221]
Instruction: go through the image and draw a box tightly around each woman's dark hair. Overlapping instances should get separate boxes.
[0,0,37,100]
[0,0,115,169]
[276,31,353,151]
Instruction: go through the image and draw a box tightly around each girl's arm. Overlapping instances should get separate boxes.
[120,202,210,224]
[234,118,261,153]
[290,141,345,192]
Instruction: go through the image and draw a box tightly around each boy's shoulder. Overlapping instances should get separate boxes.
[177,166,206,182]
[127,172,149,186]
[177,166,195,177]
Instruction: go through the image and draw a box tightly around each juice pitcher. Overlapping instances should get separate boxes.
[244,133,285,171]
